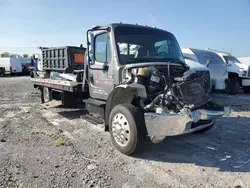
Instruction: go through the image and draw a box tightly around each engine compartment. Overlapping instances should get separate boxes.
[123,63,211,113]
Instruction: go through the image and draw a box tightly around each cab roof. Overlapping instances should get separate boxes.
[92,23,173,35]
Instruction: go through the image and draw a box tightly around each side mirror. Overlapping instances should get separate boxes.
[89,54,95,65]
[205,59,212,67]
[88,32,95,65]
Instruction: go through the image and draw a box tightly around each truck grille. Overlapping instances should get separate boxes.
[174,71,211,107]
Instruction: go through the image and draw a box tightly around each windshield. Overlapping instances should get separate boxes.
[223,56,242,64]
[114,25,184,65]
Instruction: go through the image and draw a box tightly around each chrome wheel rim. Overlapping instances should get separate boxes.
[111,113,130,147]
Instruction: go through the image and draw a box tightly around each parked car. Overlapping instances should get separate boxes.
[207,49,250,94]
[0,58,22,75]
[181,47,228,91]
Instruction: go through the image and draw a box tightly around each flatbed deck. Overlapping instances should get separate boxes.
[30,78,83,92]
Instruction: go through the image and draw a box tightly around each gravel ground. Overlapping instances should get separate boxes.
[0,76,250,188]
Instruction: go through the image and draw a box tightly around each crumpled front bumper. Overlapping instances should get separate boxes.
[144,107,230,137]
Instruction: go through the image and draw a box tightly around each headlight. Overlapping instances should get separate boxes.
[238,68,247,76]
[242,71,247,77]
[239,68,245,71]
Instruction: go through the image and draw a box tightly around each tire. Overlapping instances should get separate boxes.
[30,71,35,78]
[242,86,250,93]
[0,69,4,77]
[30,70,37,78]
[109,103,146,156]
[41,87,52,103]
[227,76,240,94]
[191,120,215,133]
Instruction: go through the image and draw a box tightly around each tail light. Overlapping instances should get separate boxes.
[74,54,84,64]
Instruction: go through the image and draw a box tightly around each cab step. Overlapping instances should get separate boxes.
[83,98,106,120]
[83,98,106,107]
[81,114,104,125]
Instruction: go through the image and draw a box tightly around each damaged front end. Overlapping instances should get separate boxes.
[121,62,230,142]
[144,101,229,142]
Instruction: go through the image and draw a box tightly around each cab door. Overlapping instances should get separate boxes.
[88,32,114,100]
[205,53,228,83]
[193,50,227,89]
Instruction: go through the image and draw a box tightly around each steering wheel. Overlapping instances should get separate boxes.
[158,52,168,56]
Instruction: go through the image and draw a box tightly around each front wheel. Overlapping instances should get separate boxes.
[109,104,146,156]
[242,86,250,93]
[227,76,240,94]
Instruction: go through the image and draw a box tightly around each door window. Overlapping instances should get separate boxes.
[223,56,242,64]
[95,33,111,63]
[212,54,225,65]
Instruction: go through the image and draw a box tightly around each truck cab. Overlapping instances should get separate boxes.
[85,23,186,100]
[207,49,250,94]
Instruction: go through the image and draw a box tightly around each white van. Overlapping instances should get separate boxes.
[0,58,22,75]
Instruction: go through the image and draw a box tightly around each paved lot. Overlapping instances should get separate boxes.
[0,76,250,188]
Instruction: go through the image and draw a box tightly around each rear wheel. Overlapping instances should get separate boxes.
[0,68,4,77]
[109,104,146,156]
[30,71,35,78]
[227,75,240,94]
[242,86,250,93]
[41,87,52,103]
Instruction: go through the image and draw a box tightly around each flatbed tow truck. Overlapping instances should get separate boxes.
[31,23,230,156]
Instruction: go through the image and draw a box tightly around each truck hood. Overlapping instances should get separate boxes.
[235,63,249,70]
[122,61,186,70]
[185,59,210,72]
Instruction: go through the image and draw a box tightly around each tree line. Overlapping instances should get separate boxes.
[1,52,30,58]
